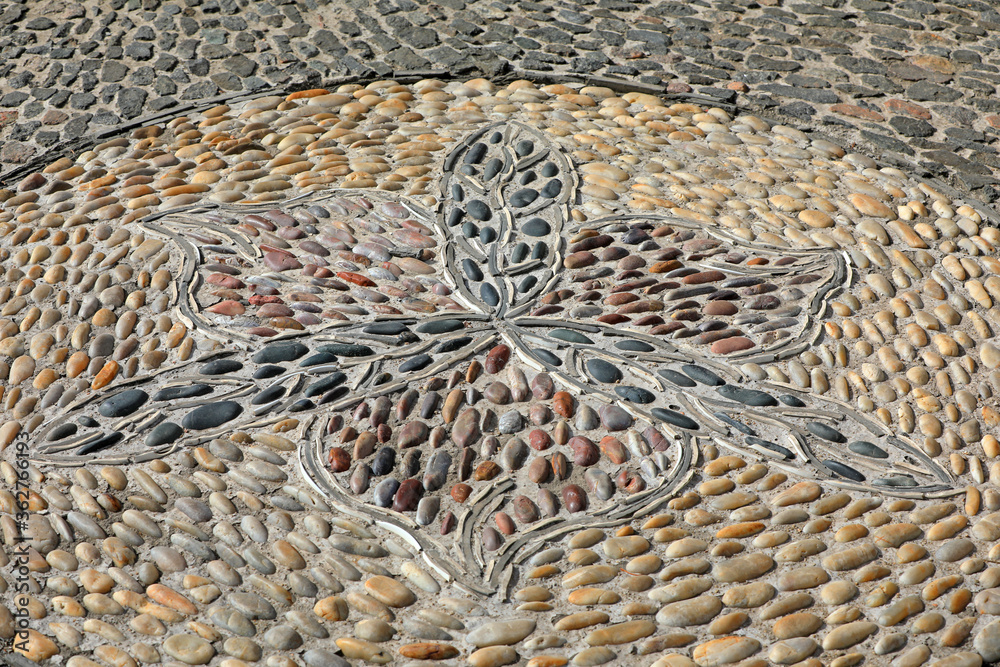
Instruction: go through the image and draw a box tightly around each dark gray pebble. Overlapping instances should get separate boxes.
[467,199,492,221]
[746,436,794,460]
[534,349,562,366]
[521,218,550,237]
[682,364,726,386]
[659,369,696,388]
[317,343,374,357]
[372,447,396,476]
[873,475,917,488]
[417,319,463,334]
[849,441,889,459]
[437,336,472,353]
[305,372,347,398]
[715,412,756,436]
[778,395,806,407]
[481,282,500,307]
[465,142,487,164]
[616,340,655,352]
[716,385,777,407]
[586,358,622,384]
[373,478,400,507]
[615,386,655,404]
[399,354,432,373]
[200,359,244,375]
[77,431,123,455]
[363,322,410,335]
[252,366,285,380]
[182,401,243,430]
[540,179,562,198]
[98,389,149,418]
[484,158,503,181]
[550,329,593,345]
[510,189,539,207]
[146,422,183,447]
[511,243,529,264]
[299,351,338,367]
[47,423,77,441]
[462,258,483,282]
[824,459,865,482]
[651,407,699,430]
[806,422,846,443]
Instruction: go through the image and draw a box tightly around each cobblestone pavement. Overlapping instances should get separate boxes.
[4,3,1000,667]
[2,0,1000,201]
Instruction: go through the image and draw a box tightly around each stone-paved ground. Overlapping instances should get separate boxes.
[2,0,1000,202]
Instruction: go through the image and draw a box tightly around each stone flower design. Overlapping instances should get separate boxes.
[33,121,953,594]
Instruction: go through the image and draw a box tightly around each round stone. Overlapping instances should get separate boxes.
[163,634,215,665]
[586,359,622,384]
[522,218,550,236]
[98,389,149,418]
[182,401,243,430]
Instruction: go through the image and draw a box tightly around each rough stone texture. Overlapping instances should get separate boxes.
[1,0,1000,201]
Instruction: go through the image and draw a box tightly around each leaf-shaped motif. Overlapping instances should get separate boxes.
[27,119,959,596]
[440,121,575,317]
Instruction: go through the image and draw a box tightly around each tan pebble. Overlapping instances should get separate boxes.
[666,538,708,558]
[568,528,604,548]
[721,582,775,609]
[466,619,536,647]
[879,595,924,626]
[162,634,215,665]
[515,587,551,602]
[335,637,391,664]
[822,542,879,571]
[586,620,656,646]
[16,630,59,662]
[775,538,827,562]
[355,618,394,643]
[568,550,600,566]
[835,524,869,542]
[555,612,609,631]
[468,646,518,667]
[562,565,616,588]
[772,481,821,506]
[146,583,197,615]
[712,552,773,582]
[656,595,722,626]
[603,535,649,559]
[927,515,967,540]
[912,612,945,634]
[363,576,415,608]
[769,638,818,665]
[691,636,761,667]
[313,596,348,622]
[778,566,830,591]
[873,523,922,547]
[941,617,976,647]
[820,581,858,605]
[759,592,815,621]
[926,653,983,667]
[703,455,745,476]
[567,587,620,605]
[649,579,713,605]
[822,621,878,650]
[626,554,662,575]
[773,612,823,639]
